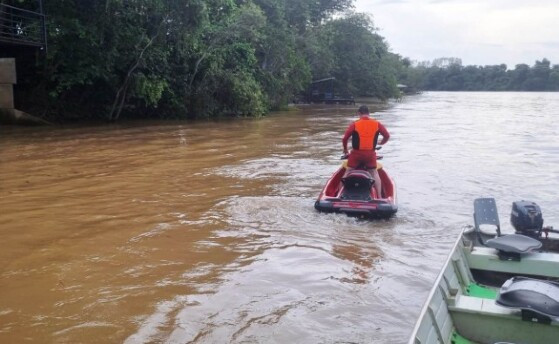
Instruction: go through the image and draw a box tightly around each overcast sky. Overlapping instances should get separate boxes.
[353,0,559,67]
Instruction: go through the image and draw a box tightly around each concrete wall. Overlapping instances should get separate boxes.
[0,84,14,109]
[0,58,17,84]
[0,58,51,125]
[0,58,16,109]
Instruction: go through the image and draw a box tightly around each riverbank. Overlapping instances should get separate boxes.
[0,99,384,127]
[0,108,53,126]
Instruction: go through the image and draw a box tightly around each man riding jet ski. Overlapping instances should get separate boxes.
[342,105,390,196]
[315,105,397,218]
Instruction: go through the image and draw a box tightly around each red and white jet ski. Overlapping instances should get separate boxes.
[314,150,397,218]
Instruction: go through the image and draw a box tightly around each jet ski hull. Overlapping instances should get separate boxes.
[315,165,397,218]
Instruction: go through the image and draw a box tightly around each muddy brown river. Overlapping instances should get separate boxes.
[1,92,558,343]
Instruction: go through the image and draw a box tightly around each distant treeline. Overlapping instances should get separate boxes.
[400,57,559,92]
[7,0,405,121]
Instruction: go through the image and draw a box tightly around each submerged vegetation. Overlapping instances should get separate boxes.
[400,57,559,92]
[11,0,403,121]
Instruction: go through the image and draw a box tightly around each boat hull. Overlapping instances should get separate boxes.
[409,229,559,344]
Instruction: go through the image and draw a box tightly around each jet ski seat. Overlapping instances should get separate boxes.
[341,170,373,201]
[497,277,559,323]
[342,170,373,184]
[473,198,541,260]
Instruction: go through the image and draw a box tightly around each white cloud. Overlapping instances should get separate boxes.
[354,0,559,66]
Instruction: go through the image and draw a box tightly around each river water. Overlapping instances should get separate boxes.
[1,92,558,343]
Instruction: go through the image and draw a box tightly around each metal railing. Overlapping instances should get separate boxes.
[0,1,46,49]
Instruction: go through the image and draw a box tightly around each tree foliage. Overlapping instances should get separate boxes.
[401,58,559,92]
[303,12,400,100]
[8,0,404,121]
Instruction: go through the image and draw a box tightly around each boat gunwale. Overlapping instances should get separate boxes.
[407,229,467,344]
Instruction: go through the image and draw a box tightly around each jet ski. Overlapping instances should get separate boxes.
[314,150,397,218]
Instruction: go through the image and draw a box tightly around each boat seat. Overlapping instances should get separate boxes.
[474,198,501,235]
[486,234,542,254]
[497,277,559,321]
[473,198,542,259]
[341,171,373,201]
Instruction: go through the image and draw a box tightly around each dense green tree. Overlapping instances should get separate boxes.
[283,0,352,33]
[304,12,399,99]
[523,58,550,91]
[251,0,311,110]
[7,0,408,121]
[402,58,559,92]
[508,64,529,90]
[549,65,559,91]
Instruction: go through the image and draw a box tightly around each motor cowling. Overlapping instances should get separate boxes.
[511,201,543,238]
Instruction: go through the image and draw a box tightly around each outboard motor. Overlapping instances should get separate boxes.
[511,201,543,238]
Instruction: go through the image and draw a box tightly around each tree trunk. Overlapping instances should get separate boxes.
[188,52,208,90]
[108,24,163,121]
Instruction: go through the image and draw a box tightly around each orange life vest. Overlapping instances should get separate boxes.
[352,118,379,150]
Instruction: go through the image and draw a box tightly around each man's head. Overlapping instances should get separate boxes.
[358,105,370,115]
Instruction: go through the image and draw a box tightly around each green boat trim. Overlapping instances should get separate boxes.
[450,331,474,344]
[465,283,497,300]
